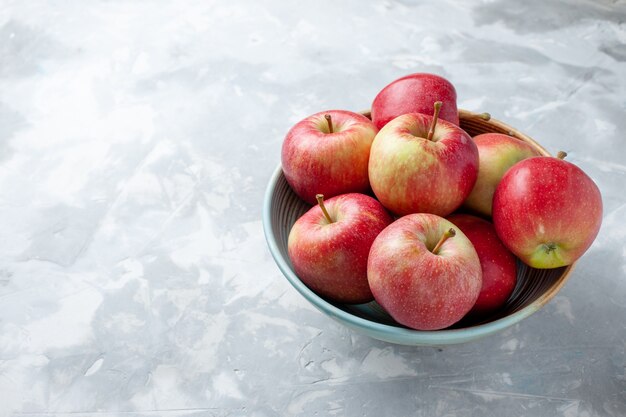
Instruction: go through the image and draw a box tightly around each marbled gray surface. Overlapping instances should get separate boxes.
[1,1,625,416]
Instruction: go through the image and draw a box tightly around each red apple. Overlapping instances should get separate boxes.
[371,73,459,130]
[493,152,603,269]
[463,133,540,216]
[447,213,517,317]
[288,193,393,303]
[281,110,377,205]
[368,103,479,217]
[367,213,482,330]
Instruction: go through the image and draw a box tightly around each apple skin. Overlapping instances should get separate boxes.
[368,112,479,217]
[492,155,603,269]
[463,133,540,217]
[367,213,482,330]
[288,193,393,304]
[447,213,517,317]
[371,73,459,130]
[281,110,377,205]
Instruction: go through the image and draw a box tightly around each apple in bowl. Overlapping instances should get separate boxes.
[493,152,603,269]
[288,193,393,304]
[447,213,517,318]
[281,110,377,205]
[463,133,540,217]
[368,103,479,217]
[367,213,482,330]
[371,72,459,130]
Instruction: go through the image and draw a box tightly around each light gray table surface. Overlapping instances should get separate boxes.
[1,1,625,416]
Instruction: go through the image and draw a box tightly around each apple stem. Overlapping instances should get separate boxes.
[316,194,333,223]
[557,151,567,160]
[432,228,456,255]
[324,114,334,134]
[427,101,443,141]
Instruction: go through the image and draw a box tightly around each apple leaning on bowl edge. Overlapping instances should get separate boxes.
[492,152,603,269]
[367,213,482,330]
[447,213,517,318]
[371,72,460,130]
[281,110,378,205]
[368,103,479,217]
[288,193,393,304]
[463,133,541,217]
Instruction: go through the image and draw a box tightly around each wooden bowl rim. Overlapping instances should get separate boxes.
[458,108,551,156]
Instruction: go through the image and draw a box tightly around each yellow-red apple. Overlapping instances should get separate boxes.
[463,133,540,217]
[492,152,602,268]
[368,105,478,217]
[367,213,482,330]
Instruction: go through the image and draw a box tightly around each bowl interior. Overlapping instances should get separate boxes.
[263,109,574,345]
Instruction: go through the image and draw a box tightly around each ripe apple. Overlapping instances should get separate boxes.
[367,213,482,330]
[492,152,603,269]
[288,193,393,304]
[463,133,540,217]
[368,103,479,217]
[371,73,459,130]
[447,213,517,318]
[281,110,377,205]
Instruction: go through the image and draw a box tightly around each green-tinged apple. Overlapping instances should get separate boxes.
[367,213,482,330]
[493,152,602,268]
[288,193,393,303]
[282,110,377,205]
[447,213,517,318]
[463,133,540,216]
[368,102,479,216]
[371,73,459,130]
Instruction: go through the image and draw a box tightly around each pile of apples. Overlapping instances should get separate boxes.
[281,73,603,331]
